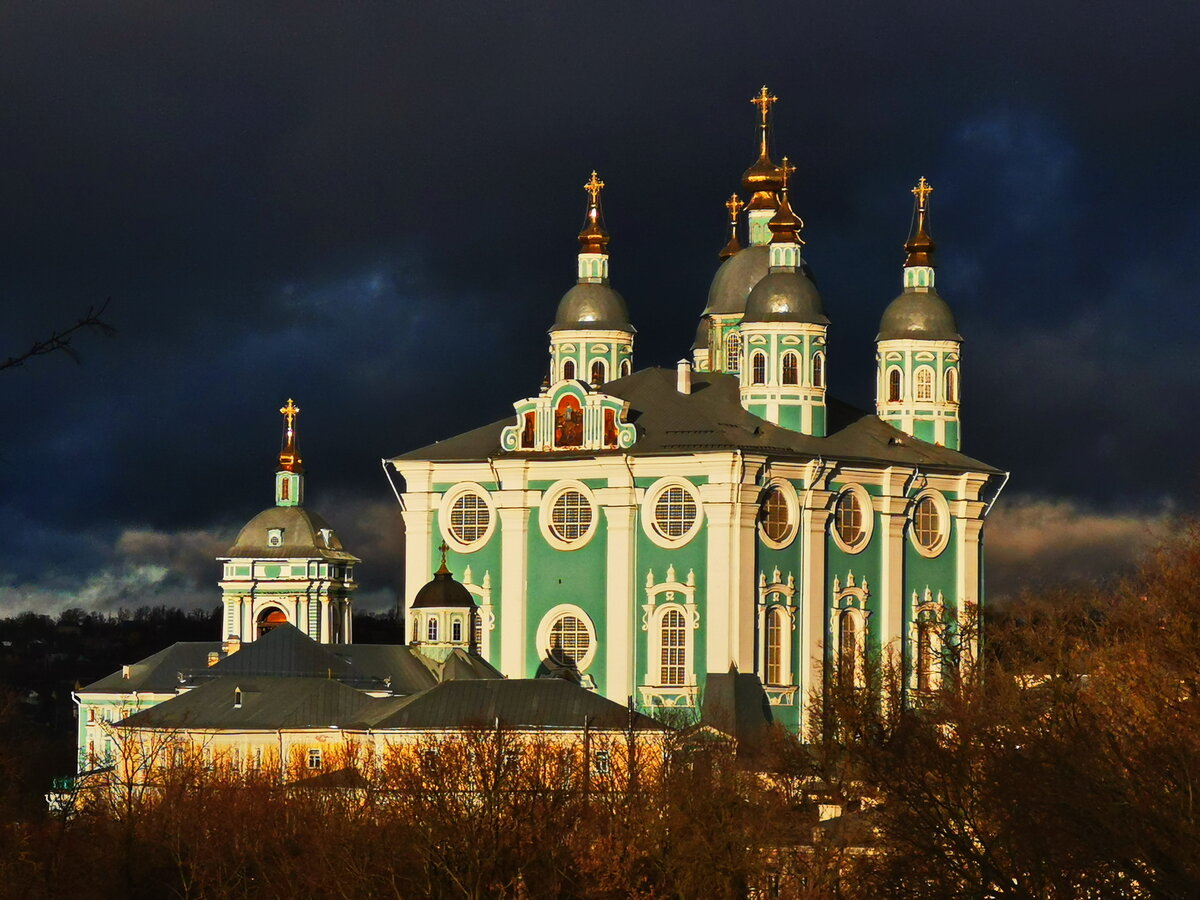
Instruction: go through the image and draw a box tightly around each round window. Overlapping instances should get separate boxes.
[449,492,491,544]
[835,490,865,548]
[760,487,791,543]
[550,490,594,542]
[653,486,698,539]
[548,613,592,668]
[912,496,942,550]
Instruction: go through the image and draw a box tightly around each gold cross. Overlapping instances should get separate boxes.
[279,398,299,429]
[780,156,796,190]
[912,176,933,208]
[584,170,605,205]
[751,85,778,125]
[725,193,744,223]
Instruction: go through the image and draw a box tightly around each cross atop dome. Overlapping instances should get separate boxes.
[912,175,933,209]
[578,169,610,257]
[277,398,303,474]
[751,85,778,128]
[719,193,745,259]
[904,176,937,270]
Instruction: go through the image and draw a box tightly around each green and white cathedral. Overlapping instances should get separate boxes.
[386,88,1006,733]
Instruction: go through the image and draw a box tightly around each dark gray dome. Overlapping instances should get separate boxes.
[743,271,829,325]
[876,288,961,342]
[225,506,358,561]
[412,569,477,609]
[704,245,769,316]
[692,316,710,350]
[549,283,634,332]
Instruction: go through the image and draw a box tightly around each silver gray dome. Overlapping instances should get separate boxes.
[704,245,769,316]
[549,283,635,333]
[876,289,961,342]
[743,270,828,325]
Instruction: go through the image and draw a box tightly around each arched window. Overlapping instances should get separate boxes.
[725,332,741,373]
[590,360,607,385]
[563,359,576,381]
[838,611,858,686]
[660,609,687,686]
[945,367,958,403]
[427,617,439,642]
[765,607,784,685]
[750,352,767,385]
[620,358,631,377]
[451,618,462,643]
[781,352,799,385]
[916,620,934,692]
[888,368,903,402]
[812,351,825,387]
[915,366,934,401]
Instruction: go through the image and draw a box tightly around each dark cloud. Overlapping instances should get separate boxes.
[0,2,1196,606]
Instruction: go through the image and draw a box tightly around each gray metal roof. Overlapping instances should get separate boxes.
[704,244,768,315]
[120,675,378,730]
[79,642,222,694]
[743,270,828,325]
[365,679,669,731]
[549,282,635,333]
[392,368,1002,475]
[876,287,961,342]
[223,506,360,562]
[699,668,773,745]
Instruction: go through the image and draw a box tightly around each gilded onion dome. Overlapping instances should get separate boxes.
[742,86,783,211]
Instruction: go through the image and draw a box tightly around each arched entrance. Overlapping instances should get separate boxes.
[257,607,288,638]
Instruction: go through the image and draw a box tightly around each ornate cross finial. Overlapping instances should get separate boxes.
[280,397,299,428]
[438,540,449,564]
[912,176,933,209]
[725,193,744,223]
[780,156,796,191]
[277,398,303,473]
[584,170,605,205]
[751,85,778,126]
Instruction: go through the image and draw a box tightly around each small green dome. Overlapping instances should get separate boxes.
[704,245,769,316]
[550,283,634,333]
[743,270,828,325]
[876,288,961,342]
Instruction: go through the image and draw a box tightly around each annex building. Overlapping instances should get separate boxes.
[386,87,1007,733]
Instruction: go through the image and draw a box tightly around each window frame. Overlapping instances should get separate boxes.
[562,359,576,381]
[539,480,599,550]
[439,483,497,553]
[641,477,704,549]
[750,351,767,385]
[945,366,959,404]
[650,603,695,688]
[909,489,951,558]
[830,483,874,554]
[725,330,742,373]
[812,350,825,388]
[590,359,607,385]
[887,366,903,402]
[915,365,935,401]
[758,478,799,550]
[781,351,800,385]
[537,604,598,671]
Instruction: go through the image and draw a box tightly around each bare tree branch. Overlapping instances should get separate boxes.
[0,299,115,372]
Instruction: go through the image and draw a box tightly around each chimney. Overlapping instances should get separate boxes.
[121,665,131,679]
[207,651,221,667]
[676,359,692,394]
[223,636,242,656]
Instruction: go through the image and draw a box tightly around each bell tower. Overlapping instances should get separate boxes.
[548,171,636,386]
[876,178,963,448]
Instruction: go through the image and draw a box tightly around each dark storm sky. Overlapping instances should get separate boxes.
[1,1,1196,611]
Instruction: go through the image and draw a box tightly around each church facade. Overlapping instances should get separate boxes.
[387,88,1006,734]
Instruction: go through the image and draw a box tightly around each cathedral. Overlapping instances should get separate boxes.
[386,87,1006,733]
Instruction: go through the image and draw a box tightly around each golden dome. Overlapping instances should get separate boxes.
[768,157,804,245]
[741,86,783,211]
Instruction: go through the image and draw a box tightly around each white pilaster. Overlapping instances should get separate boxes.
[602,500,636,701]
[497,506,530,678]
